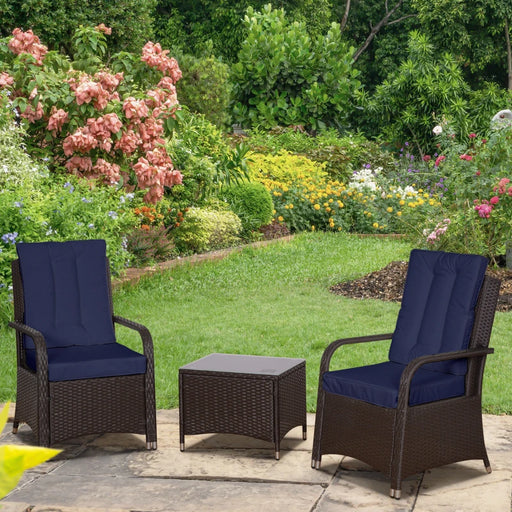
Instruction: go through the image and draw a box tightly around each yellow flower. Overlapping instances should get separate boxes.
[289,204,294,209]
[278,216,284,222]
[284,205,289,209]
[397,211,402,217]
[372,222,379,228]
[311,225,316,231]
[399,200,405,206]
[387,207,393,213]
[408,202,416,208]
[314,204,321,210]
[326,207,332,212]
[337,201,344,208]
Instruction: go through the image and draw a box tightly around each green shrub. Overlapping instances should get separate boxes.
[173,207,242,253]
[221,182,274,234]
[231,4,360,130]
[126,226,175,266]
[176,53,232,129]
[247,128,395,182]
[0,119,48,188]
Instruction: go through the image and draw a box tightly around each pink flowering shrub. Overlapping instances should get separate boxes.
[0,26,183,203]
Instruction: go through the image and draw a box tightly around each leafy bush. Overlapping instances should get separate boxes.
[167,110,250,202]
[173,206,242,253]
[0,117,48,188]
[410,123,512,262]
[0,25,182,203]
[176,53,232,128]
[247,128,395,181]
[221,181,274,235]
[363,31,470,154]
[231,4,360,130]
[0,0,155,56]
[126,225,175,266]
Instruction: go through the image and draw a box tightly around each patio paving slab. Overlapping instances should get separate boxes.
[1,408,511,511]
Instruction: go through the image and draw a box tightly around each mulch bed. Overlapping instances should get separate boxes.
[330,260,512,312]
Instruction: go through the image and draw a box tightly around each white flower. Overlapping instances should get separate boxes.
[433,125,443,135]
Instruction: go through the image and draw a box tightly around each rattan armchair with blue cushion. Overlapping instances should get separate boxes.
[9,239,157,449]
[312,249,500,498]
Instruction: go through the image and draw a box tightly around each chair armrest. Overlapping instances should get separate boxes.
[8,321,49,373]
[112,315,154,360]
[319,333,394,375]
[397,347,494,410]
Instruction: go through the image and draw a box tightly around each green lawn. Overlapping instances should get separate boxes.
[1,232,511,414]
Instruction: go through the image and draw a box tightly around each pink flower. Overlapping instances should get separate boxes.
[490,196,500,205]
[65,156,93,174]
[435,155,446,166]
[498,177,511,194]
[469,133,477,139]
[123,97,149,120]
[115,130,140,155]
[94,71,123,92]
[8,28,48,65]
[474,201,493,219]
[21,102,44,123]
[95,24,112,35]
[422,155,431,162]
[0,72,14,88]
[47,108,69,135]
[460,154,473,161]
[93,158,120,184]
[62,127,98,156]
[475,171,481,176]
[141,42,182,82]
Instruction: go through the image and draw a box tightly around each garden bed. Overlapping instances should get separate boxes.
[331,261,512,312]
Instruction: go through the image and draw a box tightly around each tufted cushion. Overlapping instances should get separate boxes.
[322,361,465,408]
[25,343,147,382]
[17,240,116,350]
[389,249,487,375]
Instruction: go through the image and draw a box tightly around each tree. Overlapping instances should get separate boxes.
[411,0,512,89]
[153,0,333,62]
[231,4,360,131]
[364,31,470,154]
[0,0,156,56]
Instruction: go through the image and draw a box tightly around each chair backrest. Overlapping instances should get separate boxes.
[16,239,116,349]
[389,249,488,375]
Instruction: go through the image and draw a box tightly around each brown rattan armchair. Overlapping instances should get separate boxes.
[9,240,157,449]
[312,249,500,498]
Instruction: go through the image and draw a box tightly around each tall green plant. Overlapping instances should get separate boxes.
[363,31,470,155]
[231,4,360,131]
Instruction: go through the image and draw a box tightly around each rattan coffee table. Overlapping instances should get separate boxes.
[179,353,307,460]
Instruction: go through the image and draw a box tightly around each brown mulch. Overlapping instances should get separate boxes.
[330,261,512,312]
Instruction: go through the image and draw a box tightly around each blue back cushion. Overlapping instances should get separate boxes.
[389,249,487,375]
[17,240,116,349]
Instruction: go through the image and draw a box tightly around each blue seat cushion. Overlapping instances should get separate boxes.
[25,343,147,382]
[17,240,116,350]
[322,361,465,408]
[389,249,487,375]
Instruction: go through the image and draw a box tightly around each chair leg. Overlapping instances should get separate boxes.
[12,420,19,434]
[311,458,321,469]
[483,454,492,473]
[390,488,402,499]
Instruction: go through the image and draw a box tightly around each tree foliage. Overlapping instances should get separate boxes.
[364,31,470,153]
[0,0,156,55]
[231,4,360,131]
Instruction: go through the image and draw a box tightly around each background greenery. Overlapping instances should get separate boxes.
[2,233,509,414]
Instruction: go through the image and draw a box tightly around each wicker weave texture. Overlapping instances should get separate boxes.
[312,274,501,496]
[180,360,306,447]
[9,257,157,448]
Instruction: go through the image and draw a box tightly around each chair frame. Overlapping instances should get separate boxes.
[312,274,500,498]
[9,258,157,449]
